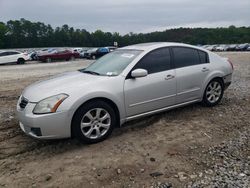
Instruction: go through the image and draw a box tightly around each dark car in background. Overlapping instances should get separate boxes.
[227,44,238,51]
[85,47,107,59]
[84,48,97,59]
[86,47,117,59]
[236,43,250,51]
[38,49,79,62]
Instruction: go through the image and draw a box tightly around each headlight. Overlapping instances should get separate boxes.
[33,94,68,114]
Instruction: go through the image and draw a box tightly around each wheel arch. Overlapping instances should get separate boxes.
[201,74,225,100]
[202,70,225,95]
[17,57,25,64]
[70,97,121,138]
[212,76,224,85]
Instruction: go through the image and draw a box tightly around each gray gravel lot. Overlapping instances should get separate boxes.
[0,59,92,81]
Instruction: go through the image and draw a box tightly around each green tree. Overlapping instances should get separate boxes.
[0,19,250,49]
[0,22,7,48]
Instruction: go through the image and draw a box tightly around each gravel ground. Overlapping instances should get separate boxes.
[188,127,250,188]
[0,52,249,188]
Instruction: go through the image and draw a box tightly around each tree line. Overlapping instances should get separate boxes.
[0,18,250,49]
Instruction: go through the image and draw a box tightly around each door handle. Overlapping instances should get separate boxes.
[165,74,175,80]
[201,67,209,72]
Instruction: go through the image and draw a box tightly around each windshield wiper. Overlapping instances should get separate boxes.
[81,70,100,75]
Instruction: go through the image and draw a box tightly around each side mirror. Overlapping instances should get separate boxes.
[131,69,148,78]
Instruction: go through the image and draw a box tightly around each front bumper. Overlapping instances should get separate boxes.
[17,98,71,139]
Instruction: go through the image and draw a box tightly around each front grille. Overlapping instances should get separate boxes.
[19,97,28,109]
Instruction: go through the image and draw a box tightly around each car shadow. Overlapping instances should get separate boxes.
[113,102,202,137]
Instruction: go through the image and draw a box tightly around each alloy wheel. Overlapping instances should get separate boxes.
[80,108,111,139]
[206,81,222,103]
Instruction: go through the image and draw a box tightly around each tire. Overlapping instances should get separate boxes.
[92,55,96,60]
[46,58,51,63]
[17,58,25,64]
[72,100,117,144]
[202,78,224,107]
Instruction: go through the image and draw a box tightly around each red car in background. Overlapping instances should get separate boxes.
[38,49,80,62]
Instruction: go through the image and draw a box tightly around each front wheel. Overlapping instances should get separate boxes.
[202,79,224,107]
[72,100,117,144]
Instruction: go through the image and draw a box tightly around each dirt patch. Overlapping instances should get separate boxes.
[0,53,249,187]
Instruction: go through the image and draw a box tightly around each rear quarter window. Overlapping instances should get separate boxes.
[198,50,209,64]
[172,47,200,68]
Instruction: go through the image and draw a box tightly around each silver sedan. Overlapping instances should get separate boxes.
[17,42,233,143]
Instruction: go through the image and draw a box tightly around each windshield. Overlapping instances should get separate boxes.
[80,49,142,76]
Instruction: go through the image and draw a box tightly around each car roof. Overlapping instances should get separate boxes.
[121,42,209,52]
[121,42,194,50]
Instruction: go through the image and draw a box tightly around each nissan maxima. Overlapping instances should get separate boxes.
[17,42,233,143]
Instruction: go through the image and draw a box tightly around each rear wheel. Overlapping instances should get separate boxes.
[92,55,96,60]
[17,58,25,64]
[202,78,224,107]
[72,100,117,144]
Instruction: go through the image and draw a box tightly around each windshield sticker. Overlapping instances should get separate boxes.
[106,72,113,76]
[121,53,134,58]
[106,72,118,76]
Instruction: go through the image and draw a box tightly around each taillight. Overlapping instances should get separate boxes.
[227,59,234,70]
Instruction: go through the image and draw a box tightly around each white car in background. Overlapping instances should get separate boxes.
[0,50,29,65]
[215,45,229,51]
[73,48,83,53]
[205,45,216,51]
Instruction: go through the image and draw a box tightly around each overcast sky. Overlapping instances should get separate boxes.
[0,0,250,34]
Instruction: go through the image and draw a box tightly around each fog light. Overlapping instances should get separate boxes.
[30,128,42,136]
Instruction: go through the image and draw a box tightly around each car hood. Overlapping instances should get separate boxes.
[22,71,112,102]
